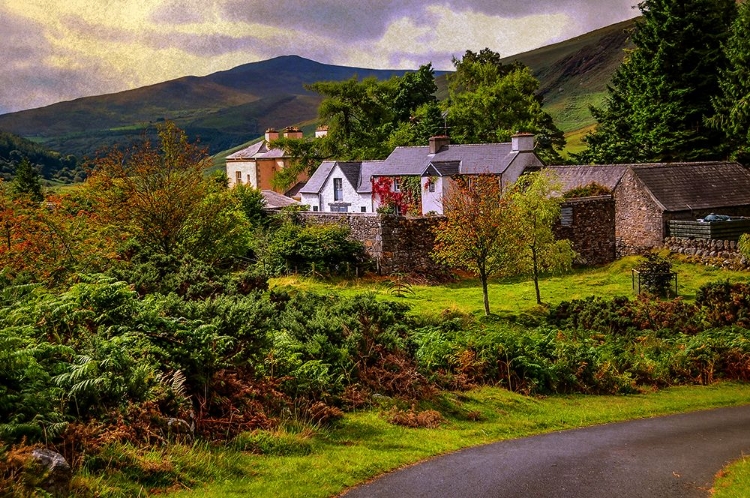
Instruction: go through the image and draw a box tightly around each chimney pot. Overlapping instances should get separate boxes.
[511,132,535,152]
[429,135,450,154]
[265,128,280,143]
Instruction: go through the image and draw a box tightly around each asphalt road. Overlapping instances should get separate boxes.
[342,404,750,498]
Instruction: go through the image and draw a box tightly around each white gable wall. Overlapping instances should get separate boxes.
[318,164,371,213]
[421,176,447,215]
[226,160,257,188]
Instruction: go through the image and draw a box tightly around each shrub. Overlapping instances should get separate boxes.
[635,253,675,297]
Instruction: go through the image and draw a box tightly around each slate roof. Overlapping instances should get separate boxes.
[424,161,461,177]
[547,164,629,192]
[299,161,385,195]
[300,161,337,194]
[376,143,528,176]
[631,162,750,212]
[261,190,299,209]
[226,141,288,160]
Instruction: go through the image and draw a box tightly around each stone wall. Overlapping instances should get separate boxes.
[664,236,749,270]
[615,169,664,255]
[554,195,616,266]
[297,212,447,276]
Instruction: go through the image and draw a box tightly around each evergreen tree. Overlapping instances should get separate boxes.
[10,156,44,202]
[710,0,750,163]
[579,0,737,163]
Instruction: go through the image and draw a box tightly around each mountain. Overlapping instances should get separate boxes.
[0,19,636,160]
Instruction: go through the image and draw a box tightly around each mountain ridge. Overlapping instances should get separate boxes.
[0,19,636,159]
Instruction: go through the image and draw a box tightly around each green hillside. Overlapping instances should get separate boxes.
[0,20,635,162]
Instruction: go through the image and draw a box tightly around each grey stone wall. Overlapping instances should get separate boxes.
[554,195,616,266]
[664,236,749,270]
[297,212,448,277]
[615,169,665,255]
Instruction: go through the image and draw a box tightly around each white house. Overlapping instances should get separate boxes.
[299,133,543,215]
[299,160,384,213]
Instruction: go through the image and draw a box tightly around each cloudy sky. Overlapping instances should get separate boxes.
[0,0,638,115]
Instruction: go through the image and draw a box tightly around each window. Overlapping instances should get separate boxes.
[247,174,252,185]
[235,171,242,184]
[393,178,400,192]
[331,204,348,213]
[360,206,367,213]
[428,180,435,192]
[333,178,343,201]
[561,206,573,227]
[312,206,319,212]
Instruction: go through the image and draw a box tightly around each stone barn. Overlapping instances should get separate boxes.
[550,162,750,255]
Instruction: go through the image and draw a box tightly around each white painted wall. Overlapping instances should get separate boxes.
[421,176,446,215]
[226,160,257,188]
[318,164,371,213]
[300,192,320,211]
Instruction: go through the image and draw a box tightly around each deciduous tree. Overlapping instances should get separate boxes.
[432,175,521,315]
[509,171,575,305]
[446,49,565,163]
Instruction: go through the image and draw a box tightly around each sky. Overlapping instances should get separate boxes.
[0,0,639,115]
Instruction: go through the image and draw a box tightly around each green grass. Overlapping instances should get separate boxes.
[150,383,750,498]
[270,256,749,318]
[714,455,750,497]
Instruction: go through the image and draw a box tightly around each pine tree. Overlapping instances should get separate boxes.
[580,0,737,163]
[10,156,44,202]
[710,0,750,163]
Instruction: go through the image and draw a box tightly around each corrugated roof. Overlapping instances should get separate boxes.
[631,162,750,212]
[261,190,299,209]
[548,164,628,191]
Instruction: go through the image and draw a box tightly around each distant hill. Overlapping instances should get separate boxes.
[0,56,432,159]
[0,131,82,183]
[0,19,636,160]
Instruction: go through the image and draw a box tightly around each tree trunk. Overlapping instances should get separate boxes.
[480,268,490,315]
[532,245,541,305]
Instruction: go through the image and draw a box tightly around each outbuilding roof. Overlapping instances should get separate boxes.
[547,164,629,192]
[631,162,750,212]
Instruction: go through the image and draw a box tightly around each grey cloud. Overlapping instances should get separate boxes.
[0,12,133,114]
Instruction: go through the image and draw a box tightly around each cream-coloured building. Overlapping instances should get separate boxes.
[225,127,307,194]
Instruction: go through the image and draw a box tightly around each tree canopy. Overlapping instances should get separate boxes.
[446,49,565,163]
[710,0,750,163]
[579,0,738,163]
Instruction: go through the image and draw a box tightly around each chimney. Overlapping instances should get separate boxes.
[265,128,279,142]
[429,135,450,154]
[315,125,328,138]
[512,132,535,152]
[283,126,303,139]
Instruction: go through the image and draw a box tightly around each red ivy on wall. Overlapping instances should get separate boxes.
[372,176,420,215]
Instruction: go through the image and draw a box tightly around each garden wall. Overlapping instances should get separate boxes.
[554,196,617,266]
[663,236,749,270]
[297,212,447,276]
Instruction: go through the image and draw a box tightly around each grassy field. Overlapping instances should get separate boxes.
[269,256,749,318]
[67,257,750,497]
[714,455,750,497]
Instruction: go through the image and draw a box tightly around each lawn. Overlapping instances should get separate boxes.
[270,255,749,318]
